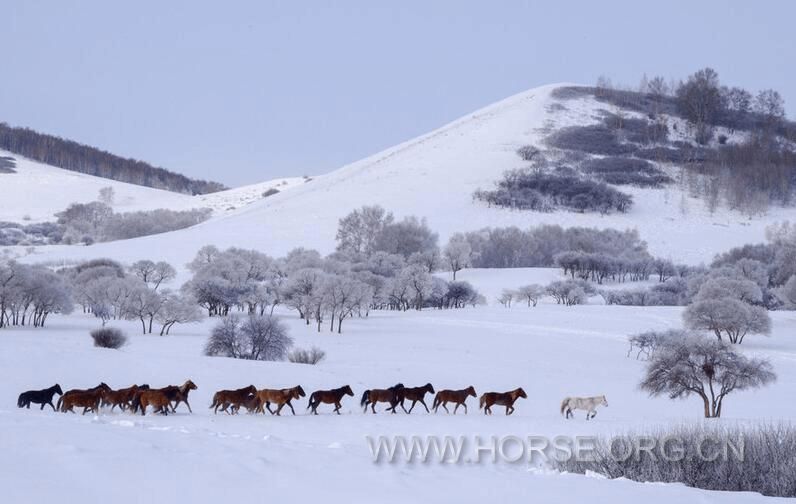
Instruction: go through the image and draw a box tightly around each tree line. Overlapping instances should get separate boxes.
[0,122,225,194]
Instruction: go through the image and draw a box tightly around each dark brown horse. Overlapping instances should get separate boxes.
[255,386,306,415]
[396,383,435,413]
[432,386,476,414]
[210,385,257,414]
[307,385,354,415]
[361,383,404,414]
[138,389,172,416]
[102,384,149,412]
[480,388,527,415]
[163,380,198,413]
[57,383,110,413]
[17,384,62,411]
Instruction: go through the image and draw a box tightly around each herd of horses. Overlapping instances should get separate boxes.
[16,381,609,419]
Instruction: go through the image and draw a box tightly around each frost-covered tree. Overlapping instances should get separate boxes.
[98,186,115,205]
[684,274,771,344]
[155,291,202,335]
[335,205,394,257]
[546,279,595,306]
[130,260,176,290]
[515,284,544,307]
[497,289,515,308]
[640,336,776,418]
[443,233,472,280]
[408,249,442,274]
[204,314,292,361]
[373,216,439,259]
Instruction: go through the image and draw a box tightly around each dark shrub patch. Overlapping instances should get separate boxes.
[90,327,128,349]
[548,125,637,156]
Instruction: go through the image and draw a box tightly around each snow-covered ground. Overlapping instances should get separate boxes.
[13,83,796,270]
[1,269,793,503]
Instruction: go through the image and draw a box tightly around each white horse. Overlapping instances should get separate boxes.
[560,395,608,420]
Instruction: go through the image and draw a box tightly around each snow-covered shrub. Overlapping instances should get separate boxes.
[582,157,672,188]
[516,145,540,161]
[554,423,795,497]
[262,188,279,198]
[475,170,632,214]
[90,327,128,349]
[545,279,595,306]
[287,346,326,365]
[547,124,636,156]
[204,314,292,361]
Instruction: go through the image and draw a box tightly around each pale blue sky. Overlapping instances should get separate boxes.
[2,1,793,186]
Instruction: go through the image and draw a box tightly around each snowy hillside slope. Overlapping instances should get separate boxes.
[0,149,306,223]
[17,83,796,268]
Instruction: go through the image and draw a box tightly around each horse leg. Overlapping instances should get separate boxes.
[452,403,458,414]
[463,403,468,414]
[287,402,296,415]
[40,403,45,410]
[371,403,377,414]
[420,399,430,413]
[275,403,284,416]
[335,401,342,414]
[47,401,56,411]
[407,400,416,414]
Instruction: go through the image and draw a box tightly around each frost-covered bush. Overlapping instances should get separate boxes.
[90,327,128,349]
[475,170,632,214]
[516,145,540,161]
[554,423,796,497]
[287,346,326,365]
[204,314,292,361]
[582,157,672,188]
[547,125,637,155]
[545,279,596,306]
[626,329,686,359]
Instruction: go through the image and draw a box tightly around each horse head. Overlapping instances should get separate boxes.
[466,386,476,397]
[245,385,257,395]
[425,383,435,394]
[516,388,527,399]
[343,385,354,397]
[54,384,63,395]
[184,380,198,391]
[601,395,608,406]
[295,385,306,398]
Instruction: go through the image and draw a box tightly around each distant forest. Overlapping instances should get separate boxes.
[0,123,226,194]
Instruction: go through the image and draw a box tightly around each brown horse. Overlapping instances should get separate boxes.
[137,389,172,416]
[255,386,306,415]
[396,383,435,413]
[210,385,257,414]
[60,387,109,414]
[236,395,263,414]
[102,384,149,412]
[164,380,198,413]
[361,383,404,414]
[432,386,476,414]
[479,388,527,415]
[307,385,354,415]
[57,383,111,413]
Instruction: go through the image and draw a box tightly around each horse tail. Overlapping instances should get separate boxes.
[479,395,485,410]
[360,390,370,408]
[17,394,24,408]
[56,395,64,411]
[432,394,440,409]
[306,393,315,410]
[560,398,570,416]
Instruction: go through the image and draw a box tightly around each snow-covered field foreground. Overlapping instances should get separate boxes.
[1,270,793,503]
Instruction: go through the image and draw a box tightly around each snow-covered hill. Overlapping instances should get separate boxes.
[0,150,307,223]
[11,83,796,268]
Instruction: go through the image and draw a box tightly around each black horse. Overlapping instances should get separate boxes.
[18,384,63,411]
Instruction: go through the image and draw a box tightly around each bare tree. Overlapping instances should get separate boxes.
[640,336,776,418]
[98,186,115,205]
[497,289,515,308]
